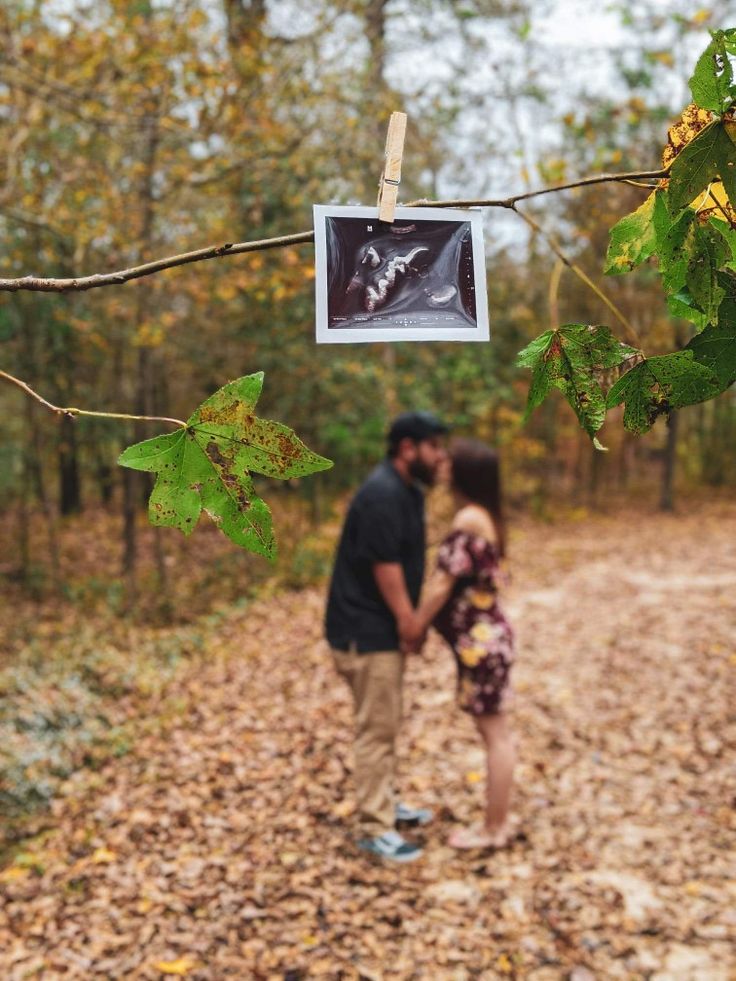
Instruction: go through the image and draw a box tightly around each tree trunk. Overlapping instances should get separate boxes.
[132,98,170,606]
[95,456,115,507]
[58,413,82,515]
[17,448,31,582]
[26,400,61,592]
[122,463,138,600]
[588,442,602,509]
[617,430,631,490]
[119,49,170,602]
[363,0,400,415]
[660,325,686,511]
[224,0,267,54]
[365,0,388,108]
[224,0,268,226]
[659,409,678,511]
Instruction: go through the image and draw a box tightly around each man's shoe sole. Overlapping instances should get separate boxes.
[395,808,433,829]
[395,816,430,829]
[357,842,423,863]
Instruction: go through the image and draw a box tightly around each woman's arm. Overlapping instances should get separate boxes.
[373,561,424,652]
[417,568,456,630]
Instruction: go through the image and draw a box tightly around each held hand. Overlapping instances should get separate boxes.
[398,611,426,655]
[400,634,426,654]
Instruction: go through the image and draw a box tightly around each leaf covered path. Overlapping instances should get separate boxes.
[2,504,735,979]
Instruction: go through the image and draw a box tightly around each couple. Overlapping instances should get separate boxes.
[325,411,515,863]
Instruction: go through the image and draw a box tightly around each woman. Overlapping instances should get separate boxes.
[417,438,516,849]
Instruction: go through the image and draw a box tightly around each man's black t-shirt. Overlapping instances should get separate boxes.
[325,459,425,653]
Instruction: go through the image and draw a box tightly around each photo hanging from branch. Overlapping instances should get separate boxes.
[313,205,489,343]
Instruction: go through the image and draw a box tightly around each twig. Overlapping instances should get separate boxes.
[0,167,668,293]
[404,168,668,210]
[548,258,564,330]
[513,206,642,349]
[693,183,715,214]
[0,232,315,294]
[700,185,736,227]
[0,370,187,427]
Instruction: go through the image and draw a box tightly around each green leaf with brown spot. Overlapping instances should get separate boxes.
[606,351,722,434]
[658,209,697,295]
[118,372,332,559]
[685,297,736,392]
[689,31,736,113]
[666,289,709,330]
[685,221,729,322]
[517,324,639,440]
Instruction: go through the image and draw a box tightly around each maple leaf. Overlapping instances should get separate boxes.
[517,324,639,442]
[606,351,722,433]
[685,299,736,392]
[154,957,198,976]
[688,29,736,114]
[118,373,332,559]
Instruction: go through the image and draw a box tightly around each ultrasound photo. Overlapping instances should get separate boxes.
[314,206,489,344]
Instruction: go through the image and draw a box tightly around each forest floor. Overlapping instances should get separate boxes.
[1,498,735,980]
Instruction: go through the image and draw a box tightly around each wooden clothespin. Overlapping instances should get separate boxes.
[377,111,407,223]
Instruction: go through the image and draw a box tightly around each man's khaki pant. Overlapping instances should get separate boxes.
[332,647,405,836]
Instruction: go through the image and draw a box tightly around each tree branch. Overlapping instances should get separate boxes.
[548,258,564,330]
[0,167,667,293]
[0,231,315,293]
[404,169,668,209]
[0,370,187,427]
[513,206,642,349]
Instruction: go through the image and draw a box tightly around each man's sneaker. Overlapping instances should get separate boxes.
[395,802,433,827]
[357,830,423,863]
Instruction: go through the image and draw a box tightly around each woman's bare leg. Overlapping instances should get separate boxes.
[448,711,517,849]
[475,712,515,840]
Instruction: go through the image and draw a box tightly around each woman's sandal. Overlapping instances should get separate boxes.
[448,821,518,851]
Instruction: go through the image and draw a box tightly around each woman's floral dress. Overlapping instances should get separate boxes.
[433,529,514,716]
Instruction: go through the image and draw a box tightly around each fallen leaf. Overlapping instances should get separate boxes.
[154,956,197,976]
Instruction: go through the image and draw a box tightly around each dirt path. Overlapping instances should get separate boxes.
[2,505,735,979]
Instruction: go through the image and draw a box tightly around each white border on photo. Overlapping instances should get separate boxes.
[313,205,489,344]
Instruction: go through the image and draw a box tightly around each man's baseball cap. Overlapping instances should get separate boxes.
[388,410,449,446]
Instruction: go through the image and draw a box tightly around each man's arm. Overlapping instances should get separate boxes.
[373,562,424,653]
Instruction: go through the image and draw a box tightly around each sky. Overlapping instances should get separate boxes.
[371,0,716,246]
[538,0,624,48]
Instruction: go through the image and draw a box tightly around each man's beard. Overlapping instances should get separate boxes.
[409,458,437,487]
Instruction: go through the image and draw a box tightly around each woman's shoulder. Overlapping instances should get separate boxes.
[451,504,497,543]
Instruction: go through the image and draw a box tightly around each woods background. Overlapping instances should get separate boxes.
[2,0,734,565]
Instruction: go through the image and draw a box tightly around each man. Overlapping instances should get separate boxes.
[325,410,448,862]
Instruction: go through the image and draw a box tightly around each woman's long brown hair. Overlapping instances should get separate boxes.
[450,438,506,557]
